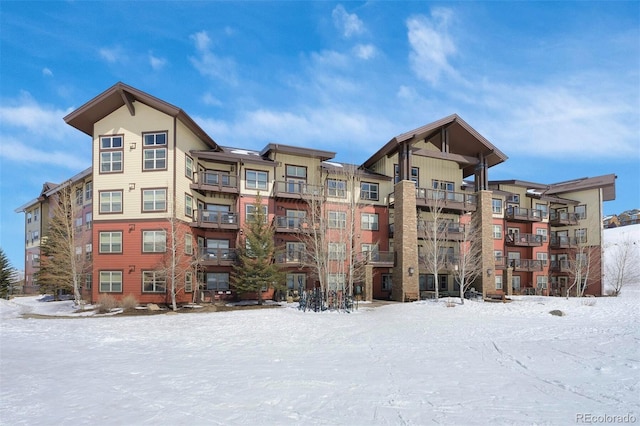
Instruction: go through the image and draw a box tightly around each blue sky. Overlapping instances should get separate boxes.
[1,1,638,270]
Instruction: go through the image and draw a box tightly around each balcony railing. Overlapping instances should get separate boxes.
[550,260,572,273]
[273,181,324,200]
[389,189,477,212]
[192,210,239,229]
[549,235,585,249]
[505,207,546,222]
[274,216,303,232]
[191,171,239,194]
[417,221,466,240]
[549,211,579,226]
[508,259,544,272]
[505,233,545,247]
[275,250,307,264]
[354,251,394,267]
[197,247,237,265]
[495,256,506,270]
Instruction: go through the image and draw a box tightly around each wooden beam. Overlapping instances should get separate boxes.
[411,148,480,166]
[120,90,136,116]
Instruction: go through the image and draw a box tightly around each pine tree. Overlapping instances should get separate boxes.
[232,194,284,304]
[0,248,15,299]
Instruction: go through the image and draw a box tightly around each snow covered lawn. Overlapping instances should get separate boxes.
[1,289,638,425]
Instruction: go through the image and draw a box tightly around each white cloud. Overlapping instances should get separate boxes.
[407,8,459,86]
[201,92,223,107]
[189,31,237,84]
[332,5,365,38]
[0,94,73,138]
[99,46,127,64]
[149,53,167,71]
[42,68,53,77]
[352,44,377,60]
[0,137,87,170]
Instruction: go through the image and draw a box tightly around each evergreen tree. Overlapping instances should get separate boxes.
[232,194,284,304]
[0,248,15,299]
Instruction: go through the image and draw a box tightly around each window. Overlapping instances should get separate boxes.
[85,212,92,229]
[286,242,305,262]
[361,213,379,231]
[75,217,83,229]
[185,155,194,180]
[99,191,122,213]
[382,274,393,291]
[328,242,346,261]
[99,231,122,253]
[537,252,548,266]
[85,274,92,290]
[206,272,229,291]
[33,231,39,241]
[328,211,347,229]
[286,165,307,179]
[495,275,503,290]
[492,199,502,214]
[142,189,166,212]
[185,271,193,293]
[286,273,306,291]
[185,194,193,217]
[394,164,419,185]
[574,205,587,220]
[85,244,92,260]
[246,204,268,223]
[536,227,547,241]
[327,179,346,198]
[143,271,166,293]
[536,276,548,290]
[535,203,547,215]
[328,273,346,291]
[360,182,379,201]
[142,132,167,170]
[143,230,166,253]
[27,212,32,224]
[34,208,39,222]
[285,210,306,228]
[185,234,193,255]
[100,135,123,173]
[99,271,122,292]
[75,188,83,205]
[85,182,93,201]
[494,250,503,262]
[492,225,502,239]
[575,228,587,243]
[432,180,455,192]
[246,170,268,190]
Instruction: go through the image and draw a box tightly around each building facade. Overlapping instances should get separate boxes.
[16,83,616,303]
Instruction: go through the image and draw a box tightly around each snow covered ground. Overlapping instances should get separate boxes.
[1,227,638,425]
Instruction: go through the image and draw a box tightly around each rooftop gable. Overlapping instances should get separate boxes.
[64,82,219,150]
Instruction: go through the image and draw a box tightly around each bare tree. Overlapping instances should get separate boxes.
[452,212,483,304]
[37,183,90,304]
[565,217,602,298]
[418,190,450,299]
[604,234,639,296]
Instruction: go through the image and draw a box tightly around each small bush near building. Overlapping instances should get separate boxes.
[120,294,138,311]
[97,294,119,313]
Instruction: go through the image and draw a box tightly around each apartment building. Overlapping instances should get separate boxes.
[15,82,616,303]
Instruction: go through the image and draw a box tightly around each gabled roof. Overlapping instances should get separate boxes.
[545,174,617,202]
[362,114,508,177]
[64,82,219,150]
[260,143,335,161]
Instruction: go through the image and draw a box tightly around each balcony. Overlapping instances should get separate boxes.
[191,171,239,194]
[494,256,506,270]
[274,216,303,233]
[417,221,466,241]
[273,181,324,200]
[505,207,546,223]
[389,189,477,212]
[549,235,584,249]
[508,259,544,272]
[355,251,394,267]
[505,233,544,247]
[549,211,579,226]
[192,210,239,230]
[275,250,307,265]
[197,247,237,266]
[550,260,572,273]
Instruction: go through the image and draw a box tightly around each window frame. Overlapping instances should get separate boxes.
[99,231,123,254]
[142,270,167,293]
[142,132,168,171]
[361,213,379,231]
[492,224,502,239]
[328,242,346,261]
[185,155,194,180]
[327,179,346,198]
[185,271,193,293]
[185,193,193,217]
[142,188,167,213]
[142,230,167,253]
[328,211,347,229]
[360,182,379,201]
[99,190,123,214]
[245,169,268,190]
[492,198,503,214]
[245,204,268,223]
[99,270,123,293]
[99,134,124,174]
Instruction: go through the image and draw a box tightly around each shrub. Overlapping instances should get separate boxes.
[581,298,597,307]
[97,294,119,313]
[120,294,139,311]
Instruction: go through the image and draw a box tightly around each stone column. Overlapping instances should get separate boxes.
[391,180,419,302]
[475,190,495,299]
[364,265,373,302]
[505,267,513,296]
